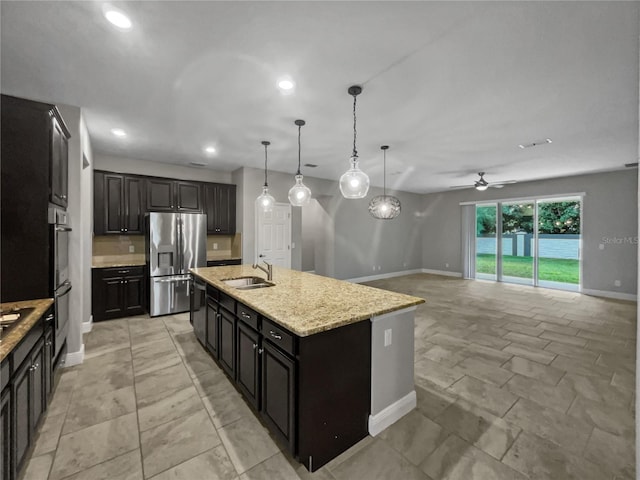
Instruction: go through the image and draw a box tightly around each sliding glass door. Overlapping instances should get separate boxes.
[473,196,581,291]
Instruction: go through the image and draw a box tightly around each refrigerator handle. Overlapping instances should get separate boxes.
[177,215,183,274]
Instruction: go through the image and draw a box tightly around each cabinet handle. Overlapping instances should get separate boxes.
[118,270,130,274]
[30,363,39,371]
[269,330,282,340]
[61,194,67,200]
[241,312,251,320]
[258,348,263,354]
[45,314,54,321]
[45,341,52,346]
[252,343,258,350]
[124,228,128,232]
[217,313,221,320]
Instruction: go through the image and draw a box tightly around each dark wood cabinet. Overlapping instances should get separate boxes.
[207,259,242,267]
[206,300,219,358]
[261,340,296,450]
[50,115,69,209]
[218,308,236,378]
[94,172,146,235]
[44,327,54,401]
[92,267,146,321]
[236,321,260,409]
[0,388,10,480]
[147,179,202,213]
[1,95,70,302]
[205,183,236,234]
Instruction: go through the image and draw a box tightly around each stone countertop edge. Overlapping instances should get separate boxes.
[190,265,425,337]
[0,298,54,362]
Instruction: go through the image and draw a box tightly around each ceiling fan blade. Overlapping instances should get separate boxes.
[449,184,473,189]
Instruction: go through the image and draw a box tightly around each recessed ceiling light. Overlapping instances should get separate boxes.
[204,146,216,155]
[518,138,552,149]
[277,76,295,94]
[111,128,127,137]
[105,9,132,30]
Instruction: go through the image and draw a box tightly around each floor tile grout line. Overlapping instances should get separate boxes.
[128,317,147,480]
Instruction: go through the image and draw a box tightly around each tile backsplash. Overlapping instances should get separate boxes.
[93,235,145,255]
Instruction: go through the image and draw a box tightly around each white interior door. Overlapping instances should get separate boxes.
[256,203,291,268]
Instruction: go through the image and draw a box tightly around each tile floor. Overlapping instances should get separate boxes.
[22,274,636,479]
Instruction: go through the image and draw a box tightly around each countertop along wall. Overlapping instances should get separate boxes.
[421,169,638,296]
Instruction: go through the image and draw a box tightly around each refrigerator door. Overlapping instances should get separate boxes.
[148,212,179,277]
[179,213,207,273]
[149,274,191,317]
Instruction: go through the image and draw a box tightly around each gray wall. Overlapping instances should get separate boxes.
[422,169,638,295]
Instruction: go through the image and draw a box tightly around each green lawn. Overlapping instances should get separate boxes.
[476,254,579,284]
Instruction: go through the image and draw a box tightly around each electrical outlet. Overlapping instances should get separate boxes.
[292,242,296,249]
[445,263,449,268]
[614,280,621,287]
[372,266,376,271]
[378,266,382,271]
[384,329,392,346]
[599,244,605,250]
[128,245,135,253]
[213,243,218,250]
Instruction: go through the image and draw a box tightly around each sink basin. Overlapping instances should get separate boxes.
[222,276,275,290]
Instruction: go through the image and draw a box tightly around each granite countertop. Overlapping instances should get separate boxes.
[190,265,425,337]
[92,255,146,268]
[0,298,54,362]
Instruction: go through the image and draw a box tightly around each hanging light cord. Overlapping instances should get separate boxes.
[352,93,358,159]
[297,124,302,175]
[263,142,269,187]
[383,148,386,196]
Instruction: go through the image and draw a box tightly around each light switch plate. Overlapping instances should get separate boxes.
[213,243,218,250]
[384,329,392,346]
[129,245,135,253]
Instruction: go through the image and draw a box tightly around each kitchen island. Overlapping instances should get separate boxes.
[190,265,424,471]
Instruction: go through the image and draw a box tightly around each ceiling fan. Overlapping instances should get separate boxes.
[450,172,517,191]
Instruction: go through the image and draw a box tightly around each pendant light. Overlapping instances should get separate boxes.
[339,85,370,199]
[368,145,401,219]
[256,141,276,212]
[288,119,312,206]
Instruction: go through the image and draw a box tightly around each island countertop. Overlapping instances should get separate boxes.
[0,298,54,362]
[190,265,425,337]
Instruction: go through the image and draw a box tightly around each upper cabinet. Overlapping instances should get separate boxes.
[50,115,70,209]
[93,171,236,235]
[147,179,202,213]
[94,172,145,235]
[205,183,236,234]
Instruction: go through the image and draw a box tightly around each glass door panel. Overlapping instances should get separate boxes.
[475,204,497,281]
[536,198,581,291]
[501,202,534,285]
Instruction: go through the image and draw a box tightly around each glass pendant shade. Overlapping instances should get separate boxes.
[288,174,311,206]
[256,186,276,212]
[339,156,370,199]
[368,195,401,219]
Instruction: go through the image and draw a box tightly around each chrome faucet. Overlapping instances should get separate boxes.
[252,259,273,281]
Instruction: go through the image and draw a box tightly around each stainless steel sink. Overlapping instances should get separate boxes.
[222,276,275,290]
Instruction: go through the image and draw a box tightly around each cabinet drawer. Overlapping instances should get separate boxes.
[206,285,219,302]
[207,259,242,267]
[262,318,295,356]
[237,303,259,330]
[99,266,144,278]
[0,360,8,391]
[219,291,236,314]
[13,320,44,371]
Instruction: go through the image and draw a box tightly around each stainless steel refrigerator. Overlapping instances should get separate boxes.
[146,212,206,317]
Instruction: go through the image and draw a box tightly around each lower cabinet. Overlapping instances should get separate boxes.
[218,308,236,378]
[261,340,295,450]
[236,321,260,410]
[0,388,11,480]
[205,300,219,358]
[92,266,146,321]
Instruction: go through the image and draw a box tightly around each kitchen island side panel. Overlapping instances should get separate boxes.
[297,319,371,472]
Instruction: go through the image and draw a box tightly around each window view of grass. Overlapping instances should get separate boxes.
[476,253,579,284]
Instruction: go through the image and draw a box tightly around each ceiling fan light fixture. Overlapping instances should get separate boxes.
[288,119,311,207]
[475,184,489,191]
[256,141,276,212]
[369,146,401,220]
[339,85,370,199]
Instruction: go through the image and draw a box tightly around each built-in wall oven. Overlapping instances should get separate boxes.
[49,206,71,359]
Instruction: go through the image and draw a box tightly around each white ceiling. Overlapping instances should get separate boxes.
[1,1,638,194]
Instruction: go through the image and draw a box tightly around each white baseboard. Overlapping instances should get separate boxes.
[346,269,423,284]
[82,315,93,334]
[65,344,84,367]
[582,288,637,302]
[421,268,463,278]
[368,390,417,437]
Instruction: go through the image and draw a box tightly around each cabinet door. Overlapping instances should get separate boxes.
[44,327,54,401]
[123,274,145,315]
[176,181,202,212]
[12,360,31,473]
[204,184,217,233]
[0,388,10,480]
[104,174,124,234]
[123,176,145,234]
[216,184,236,234]
[236,321,260,409]
[147,179,175,212]
[30,342,45,432]
[218,309,236,378]
[50,115,69,208]
[206,300,219,358]
[261,341,296,450]
[102,277,125,319]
